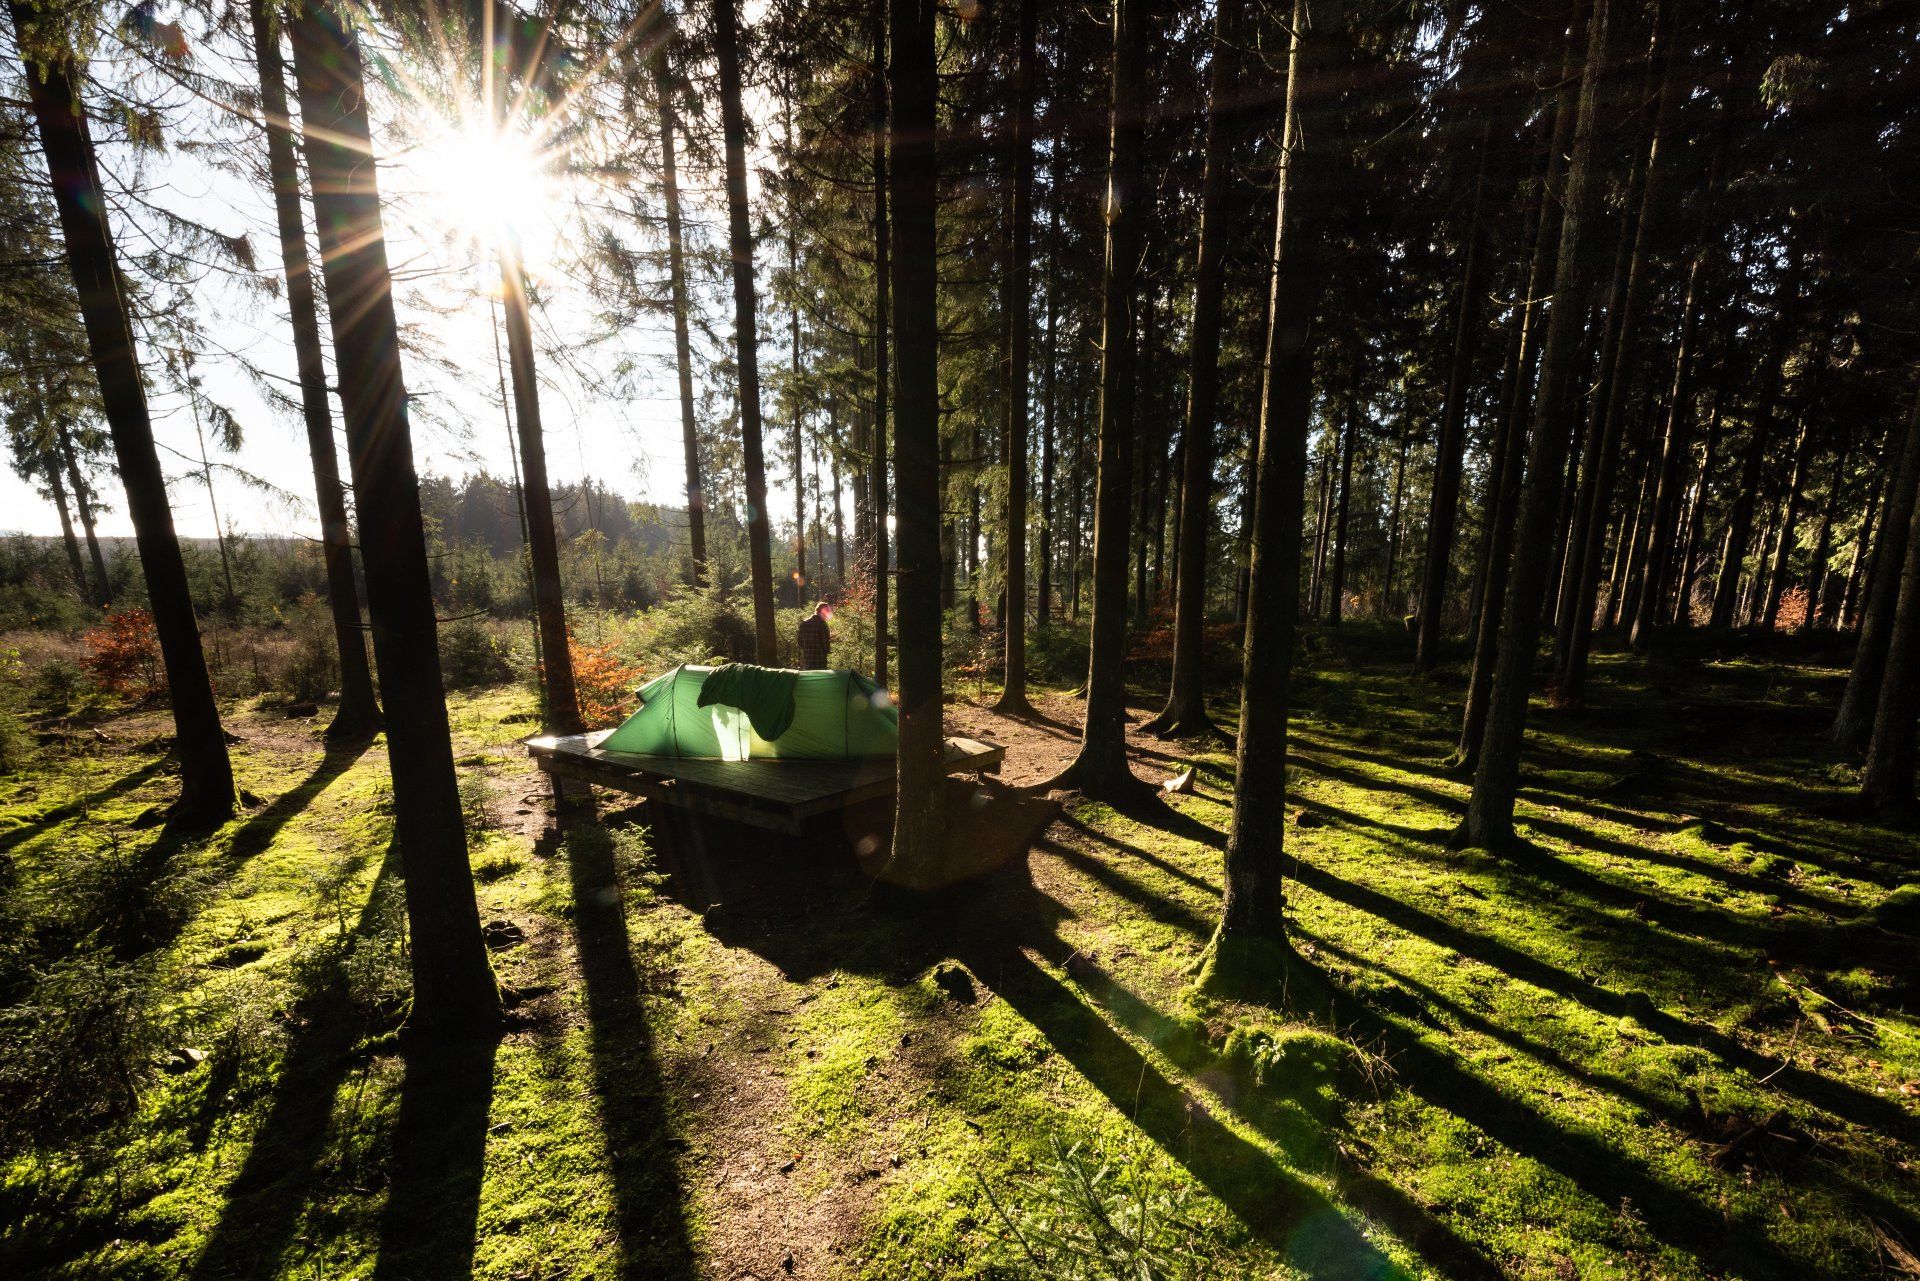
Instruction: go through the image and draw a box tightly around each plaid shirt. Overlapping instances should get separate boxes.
[797,613,831,670]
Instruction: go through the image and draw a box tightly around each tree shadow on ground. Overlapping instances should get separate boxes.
[648,795,1474,1277]
[372,1035,497,1279]
[1286,855,1920,1148]
[1249,945,1817,1279]
[190,849,401,1281]
[947,855,1487,1280]
[1055,810,1222,894]
[224,739,373,865]
[0,756,169,854]
[558,817,698,1279]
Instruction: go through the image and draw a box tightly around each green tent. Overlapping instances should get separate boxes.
[600,664,899,760]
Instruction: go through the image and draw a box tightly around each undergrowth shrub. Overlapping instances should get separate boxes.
[82,608,162,698]
[439,616,516,689]
[66,832,215,960]
[0,650,27,776]
[1028,620,1092,686]
[0,951,174,1150]
[980,1133,1215,1280]
[280,598,339,703]
[459,768,494,833]
[32,657,85,709]
[288,858,409,1031]
[630,580,757,667]
[567,634,644,726]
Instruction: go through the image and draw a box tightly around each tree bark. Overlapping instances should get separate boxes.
[1711,248,1804,627]
[1862,451,1920,819]
[714,0,779,662]
[1383,427,1411,615]
[1459,0,1611,851]
[43,454,88,598]
[886,0,946,883]
[289,0,497,1033]
[250,2,380,741]
[1456,91,1569,768]
[1036,193,1058,627]
[786,97,808,607]
[1801,426,1852,629]
[869,0,891,686]
[1416,127,1490,670]
[994,0,1037,714]
[1552,0,1670,696]
[1146,0,1242,737]
[1308,449,1333,617]
[13,1,234,829]
[1839,457,1884,630]
[1202,0,1347,994]
[1760,419,1816,631]
[499,236,583,733]
[1327,363,1359,626]
[1045,0,1149,801]
[58,428,111,606]
[1628,249,1709,649]
[1836,393,1920,745]
[653,48,706,582]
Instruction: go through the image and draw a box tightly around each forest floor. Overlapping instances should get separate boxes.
[3,625,1918,1280]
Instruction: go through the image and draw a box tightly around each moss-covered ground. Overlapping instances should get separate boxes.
[2,627,1916,1279]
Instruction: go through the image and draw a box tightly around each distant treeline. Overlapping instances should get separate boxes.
[0,472,856,632]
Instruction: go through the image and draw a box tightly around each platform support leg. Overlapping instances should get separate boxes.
[549,771,596,820]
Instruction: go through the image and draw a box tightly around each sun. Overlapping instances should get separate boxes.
[403,115,564,261]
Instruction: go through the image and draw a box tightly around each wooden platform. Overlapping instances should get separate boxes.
[524,730,1006,834]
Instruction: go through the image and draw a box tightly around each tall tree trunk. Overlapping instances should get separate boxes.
[1760,419,1816,631]
[786,96,808,607]
[187,383,240,616]
[1463,251,1532,648]
[43,455,88,598]
[499,236,583,733]
[869,0,891,686]
[994,0,1037,712]
[1457,102,1568,768]
[653,48,706,582]
[59,428,111,606]
[1145,0,1240,736]
[1202,0,1347,994]
[1862,461,1920,819]
[1037,193,1058,627]
[1131,304,1155,631]
[288,0,496,1032]
[1045,0,1148,799]
[13,2,233,828]
[1069,380,1085,620]
[250,2,380,741]
[1459,0,1611,851]
[1308,449,1333,617]
[1415,126,1490,671]
[1327,364,1359,626]
[1711,249,1804,627]
[1552,0,1669,687]
[714,0,778,662]
[1383,428,1411,615]
[1628,248,1709,649]
[1840,456,1884,630]
[1835,392,1920,746]
[1802,427,1851,629]
[1673,310,1740,622]
[886,0,945,883]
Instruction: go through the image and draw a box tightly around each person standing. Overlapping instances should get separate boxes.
[797,601,832,669]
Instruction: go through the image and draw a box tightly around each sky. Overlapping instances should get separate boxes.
[1,8,780,548]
